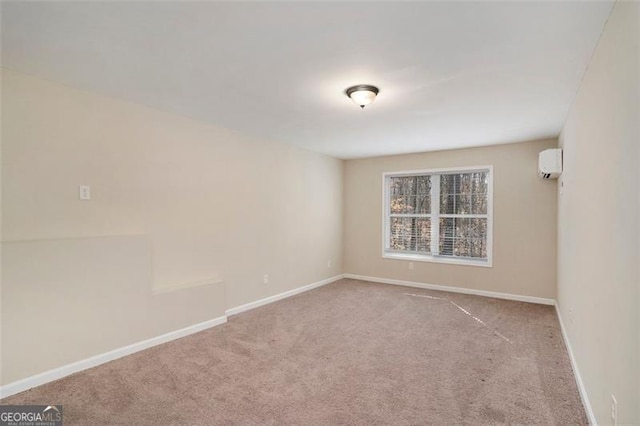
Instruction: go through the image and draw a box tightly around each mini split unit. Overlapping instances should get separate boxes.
[538,148,563,179]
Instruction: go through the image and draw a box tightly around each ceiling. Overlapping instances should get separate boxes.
[1,1,613,159]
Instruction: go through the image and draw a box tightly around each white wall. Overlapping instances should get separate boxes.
[343,139,558,299]
[557,1,639,424]
[1,69,343,385]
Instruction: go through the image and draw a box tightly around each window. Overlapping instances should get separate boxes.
[383,166,493,267]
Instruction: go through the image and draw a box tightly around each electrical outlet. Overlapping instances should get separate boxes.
[610,395,617,425]
[568,308,574,326]
[408,262,414,270]
[263,274,269,284]
[327,260,332,268]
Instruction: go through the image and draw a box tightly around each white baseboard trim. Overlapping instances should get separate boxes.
[225,274,344,317]
[0,315,227,400]
[343,274,555,305]
[555,304,597,425]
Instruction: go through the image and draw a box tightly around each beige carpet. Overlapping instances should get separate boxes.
[2,279,586,425]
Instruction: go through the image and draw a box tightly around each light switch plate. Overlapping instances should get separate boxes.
[79,185,91,200]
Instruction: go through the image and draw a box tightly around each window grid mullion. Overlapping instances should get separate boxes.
[439,214,488,219]
[430,174,440,255]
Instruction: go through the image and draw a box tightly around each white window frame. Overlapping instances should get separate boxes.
[382,165,493,267]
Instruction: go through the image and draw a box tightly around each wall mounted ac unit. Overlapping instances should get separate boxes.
[538,148,562,179]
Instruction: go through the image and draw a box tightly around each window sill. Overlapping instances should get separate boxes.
[382,252,493,268]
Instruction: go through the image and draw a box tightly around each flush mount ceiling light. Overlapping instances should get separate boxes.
[345,85,379,109]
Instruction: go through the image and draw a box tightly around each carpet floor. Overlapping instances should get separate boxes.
[2,279,586,425]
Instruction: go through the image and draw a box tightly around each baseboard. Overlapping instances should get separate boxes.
[555,304,597,425]
[0,315,228,400]
[225,274,345,316]
[343,274,555,305]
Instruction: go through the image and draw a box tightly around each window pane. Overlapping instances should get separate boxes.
[390,217,431,253]
[390,176,430,214]
[439,217,487,258]
[440,172,488,215]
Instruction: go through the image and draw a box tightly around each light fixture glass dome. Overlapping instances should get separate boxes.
[346,85,379,109]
